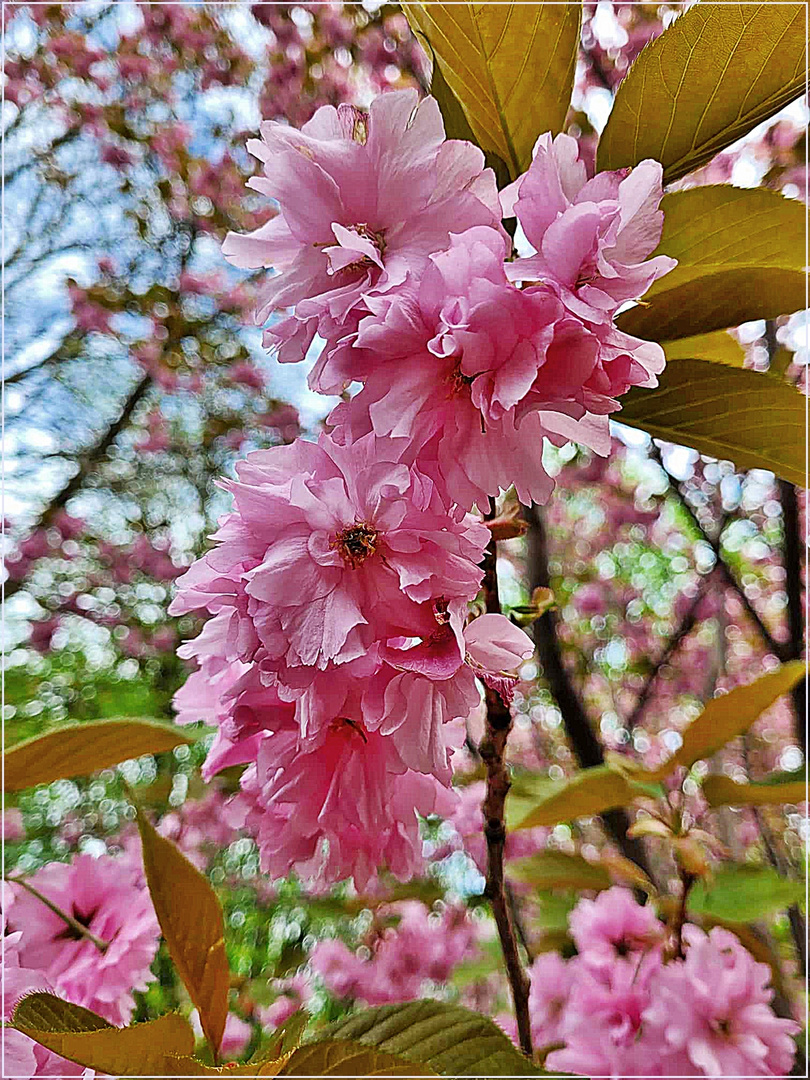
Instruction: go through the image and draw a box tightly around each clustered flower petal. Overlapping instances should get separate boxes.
[7,854,161,1026]
[512,888,800,1078]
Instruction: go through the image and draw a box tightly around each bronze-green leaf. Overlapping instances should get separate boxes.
[649,661,807,777]
[617,186,807,342]
[508,850,612,891]
[279,1039,437,1076]
[508,765,639,831]
[597,1,806,182]
[316,999,548,1076]
[662,331,745,368]
[4,718,195,792]
[136,807,229,1061]
[703,772,807,808]
[403,3,580,178]
[618,360,806,487]
[12,994,196,1076]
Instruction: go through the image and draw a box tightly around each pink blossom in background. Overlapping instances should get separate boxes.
[2,808,26,842]
[7,853,160,1025]
[222,89,501,366]
[190,1010,252,1060]
[568,885,664,967]
[311,901,476,1004]
[257,974,312,1030]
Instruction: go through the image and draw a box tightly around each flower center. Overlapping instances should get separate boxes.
[331,716,368,743]
[334,522,379,568]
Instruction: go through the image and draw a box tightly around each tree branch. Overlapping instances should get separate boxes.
[4,373,152,601]
[523,503,652,876]
[479,508,533,1059]
[650,444,786,660]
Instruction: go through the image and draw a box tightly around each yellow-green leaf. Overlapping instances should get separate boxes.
[12,994,195,1076]
[703,773,807,808]
[403,3,580,179]
[279,1039,437,1076]
[648,662,807,778]
[508,850,612,891]
[662,331,745,368]
[136,807,229,1061]
[617,186,807,342]
[689,865,805,923]
[4,718,195,792]
[317,999,547,1075]
[508,765,637,831]
[597,1,806,182]
[618,360,806,487]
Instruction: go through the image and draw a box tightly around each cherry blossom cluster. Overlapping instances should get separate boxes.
[172,87,677,889]
[502,888,799,1076]
[310,901,476,1005]
[3,855,161,1078]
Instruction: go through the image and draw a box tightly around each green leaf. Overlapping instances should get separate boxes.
[703,772,807,808]
[617,186,807,342]
[403,3,580,178]
[649,662,807,777]
[3,718,195,792]
[279,1039,437,1076]
[315,999,548,1076]
[12,994,196,1076]
[508,850,612,891]
[507,765,639,831]
[690,865,805,923]
[662,331,745,368]
[136,806,230,1061]
[596,1,806,182]
[618,360,806,487]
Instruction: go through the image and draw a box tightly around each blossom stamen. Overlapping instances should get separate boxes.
[333,522,378,568]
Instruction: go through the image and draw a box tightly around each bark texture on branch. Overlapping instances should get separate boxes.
[479,515,533,1059]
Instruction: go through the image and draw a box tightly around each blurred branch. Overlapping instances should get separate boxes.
[523,502,652,877]
[4,373,152,602]
[650,444,786,661]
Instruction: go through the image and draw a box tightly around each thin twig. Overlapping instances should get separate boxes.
[7,875,109,953]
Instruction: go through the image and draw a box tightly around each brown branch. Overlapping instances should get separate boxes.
[778,478,806,756]
[523,503,653,877]
[479,509,533,1059]
[650,444,786,661]
[4,373,152,602]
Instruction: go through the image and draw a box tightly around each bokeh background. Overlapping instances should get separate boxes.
[3,0,807,1047]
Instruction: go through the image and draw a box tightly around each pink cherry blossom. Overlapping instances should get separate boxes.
[568,885,664,966]
[227,710,456,891]
[504,131,677,320]
[222,89,501,365]
[325,226,613,510]
[7,853,160,1025]
[311,901,475,1005]
[170,433,488,676]
[643,926,800,1077]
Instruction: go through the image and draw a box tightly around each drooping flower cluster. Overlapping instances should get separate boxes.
[173,86,674,888]
[224,89,675,510]
[506,888,799,1077]
[172,434,533,888]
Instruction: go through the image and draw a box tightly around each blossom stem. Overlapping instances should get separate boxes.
[6,875,110,953]
[670,869,695,961]
[479,508,533,1059]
